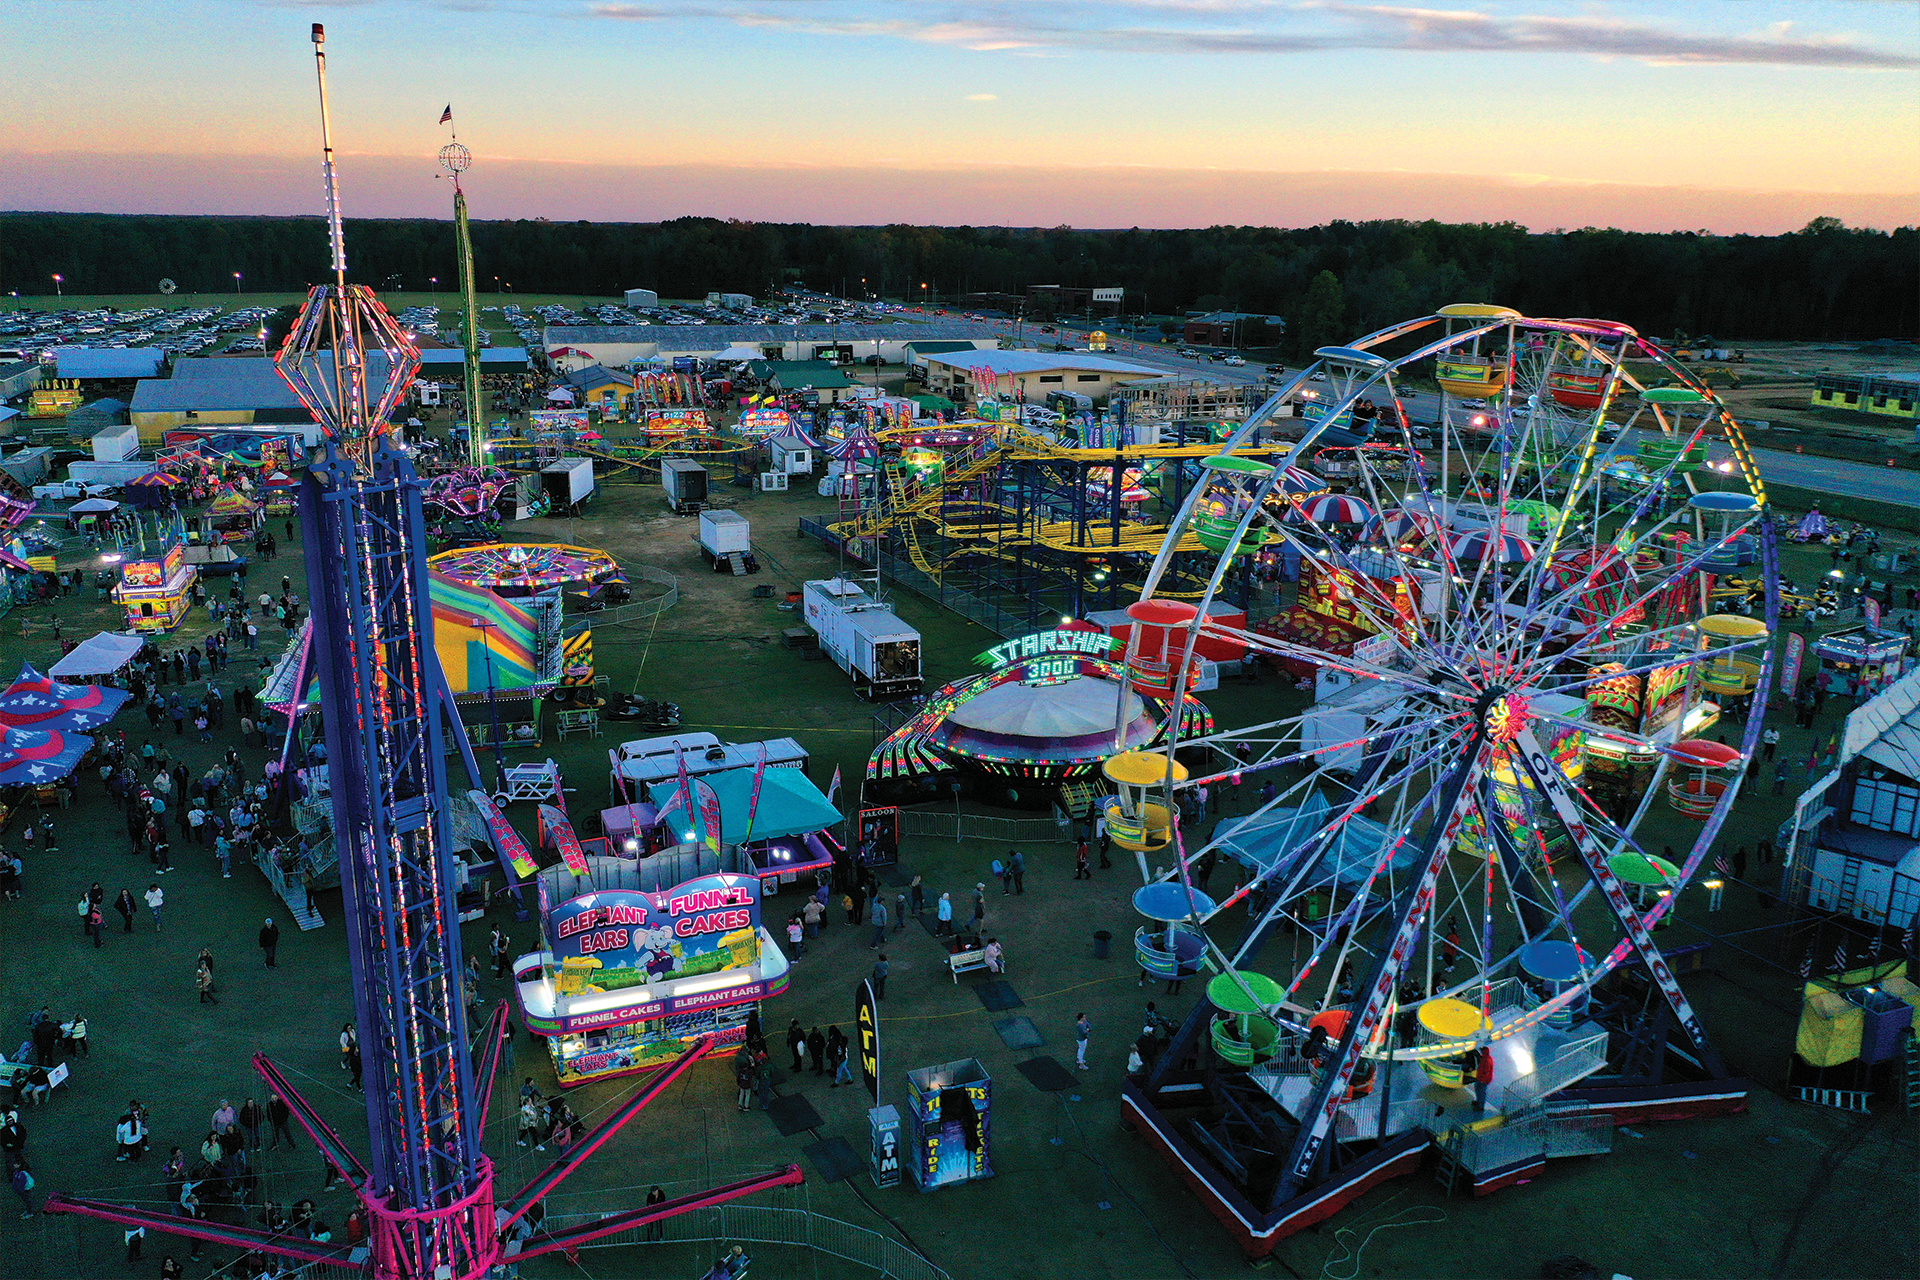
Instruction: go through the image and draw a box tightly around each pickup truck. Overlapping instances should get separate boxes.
[32,479,111,501]
[183,543,249,576]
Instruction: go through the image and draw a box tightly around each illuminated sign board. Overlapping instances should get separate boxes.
[546,873,760,996]
[976,628,1121,670]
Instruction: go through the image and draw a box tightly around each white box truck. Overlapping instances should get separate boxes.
[802,577,922,698]
[540,458,595,515]
[1302,680,1408,774]
[91,423,139,462]
[697,510,758,574]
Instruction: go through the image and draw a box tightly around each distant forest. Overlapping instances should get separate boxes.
[2,212,1913,354]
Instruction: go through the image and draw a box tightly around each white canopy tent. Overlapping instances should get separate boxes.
[70,497,121,515]
[48,631,144,680]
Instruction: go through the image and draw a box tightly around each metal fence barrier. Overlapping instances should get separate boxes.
[553,1203,952,1280]
[896,808,1067,844]
[579,562,679,628]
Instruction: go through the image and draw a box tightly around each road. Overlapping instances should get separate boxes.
[978,318,1915,506]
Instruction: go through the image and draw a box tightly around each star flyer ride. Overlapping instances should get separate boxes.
[43,27,800,1277]
[1106,307,1775,1257]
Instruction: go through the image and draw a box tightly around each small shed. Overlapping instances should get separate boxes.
[67,398,130,432]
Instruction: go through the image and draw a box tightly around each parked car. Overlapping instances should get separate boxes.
[1222,355,1247,367]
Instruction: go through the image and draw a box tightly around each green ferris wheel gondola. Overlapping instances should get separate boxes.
[1190,455,1279,558]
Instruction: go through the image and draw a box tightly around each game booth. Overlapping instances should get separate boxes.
[111,543,197,633]
[1812,625,1911,701]
[514,854,792,1088]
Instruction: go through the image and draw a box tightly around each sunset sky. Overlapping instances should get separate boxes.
[4,0,1915,232]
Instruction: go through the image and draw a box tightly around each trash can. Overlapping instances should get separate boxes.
[1092,930,1112,960]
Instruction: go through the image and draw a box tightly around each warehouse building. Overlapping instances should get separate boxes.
[541,323,998,369]
[53,347,168,381]
[921,349,1166,407]
[415,347,531,377]
[624,288,660,309]
[130,357,333,436]
[752,360,859,405]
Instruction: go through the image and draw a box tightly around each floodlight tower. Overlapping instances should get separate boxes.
[44,25,801,1278]
[439,128,487,464]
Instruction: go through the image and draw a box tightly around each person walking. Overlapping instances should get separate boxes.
[1074,842,1092,880]
[489,927,511,979]
[935,892,953,936]
[12,1161,34,1218]
[850,882,867,926]
[238,1098,263,1152]
[970,883,986,932]
[196,964,218,1005]
[1074,1013,1092,1070]
[871,953,889,1000]
[1011,850,1026,895]
[806,1026,826,1076]
[733,1053,756,1113]
[114,887,137,933]
[830,1030,854,1089]
[258,918,280,968]
[1762,727,1780,760]
[999,853,1015,896]
[644,1186,668,1242]
[86,898,105,948]
[517,1097,541,1148]
[785,1019,807,1073]
[802,896,823,939]
[909,874,925,915]
[869,896,888,949]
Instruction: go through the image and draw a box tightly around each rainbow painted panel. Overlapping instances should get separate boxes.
[429,570,538,692]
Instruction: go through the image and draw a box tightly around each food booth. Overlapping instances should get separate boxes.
[111,543,197,633]
[1812,625,1910,701]
[515,852,791,1088]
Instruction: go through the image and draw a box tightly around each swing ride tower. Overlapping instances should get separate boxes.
[43,26,801,1278]
[439,129,487,464]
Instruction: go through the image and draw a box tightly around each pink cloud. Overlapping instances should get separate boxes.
[3,150,1912,235]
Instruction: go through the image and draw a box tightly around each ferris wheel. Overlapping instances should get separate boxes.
[1106,306,1776,1213]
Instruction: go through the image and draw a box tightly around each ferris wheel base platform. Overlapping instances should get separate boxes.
[1120,1069,1749,1258]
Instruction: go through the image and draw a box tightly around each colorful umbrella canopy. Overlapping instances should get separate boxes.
[0,725,94,785]
[1278,466,1328,498]
[1447,529,1536,563]
[825,425,882,461]
[1364,509,1438,544]
[0,662,132,730]
[1298,493,1374,525]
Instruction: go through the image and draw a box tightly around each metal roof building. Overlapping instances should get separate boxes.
[52,347,168,380]
[920,349,1167,406]
[415,347,531,376]
[541,322,1000,368]
[130,357,316,432]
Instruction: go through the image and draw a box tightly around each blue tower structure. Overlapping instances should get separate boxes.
[45,26,800,1278]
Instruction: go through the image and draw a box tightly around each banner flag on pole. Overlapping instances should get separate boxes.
[672,740,695,840]
[856,979,880,1103]
[439,105,453,125]
[827,764,842,806]
[692,778,724,856]
[743,743,770,844]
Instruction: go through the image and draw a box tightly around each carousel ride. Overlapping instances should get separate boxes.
[428,540,623,598]
[1105,308,1775,1256]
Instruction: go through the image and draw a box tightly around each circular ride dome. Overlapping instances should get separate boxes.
[1119,306,1777,1229]
[427,541,621,596]
[935,670,1161,769]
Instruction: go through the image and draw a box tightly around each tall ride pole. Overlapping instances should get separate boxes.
[440,131,486,464]
[44,27,804,1276]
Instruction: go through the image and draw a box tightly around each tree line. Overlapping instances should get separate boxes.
[2,212,1912,353]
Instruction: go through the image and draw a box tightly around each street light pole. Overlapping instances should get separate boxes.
[233,272,243,296]
[51,274,63,299]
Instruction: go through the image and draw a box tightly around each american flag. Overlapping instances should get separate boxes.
[1714,853,1730,876]
[439,105,453,125]
[1833,940,1849,973]
[1798,950,1812,978]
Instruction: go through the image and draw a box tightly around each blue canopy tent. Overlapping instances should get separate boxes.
[648,765,844,880]
[648,766,840,844]
[1213,793,1418,931]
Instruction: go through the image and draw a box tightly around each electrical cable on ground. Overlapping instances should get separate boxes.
[1316,1205,1449,1280]
[1054,1092,1198,1279]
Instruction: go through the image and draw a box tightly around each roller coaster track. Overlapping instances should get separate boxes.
[831,432,1278,585]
